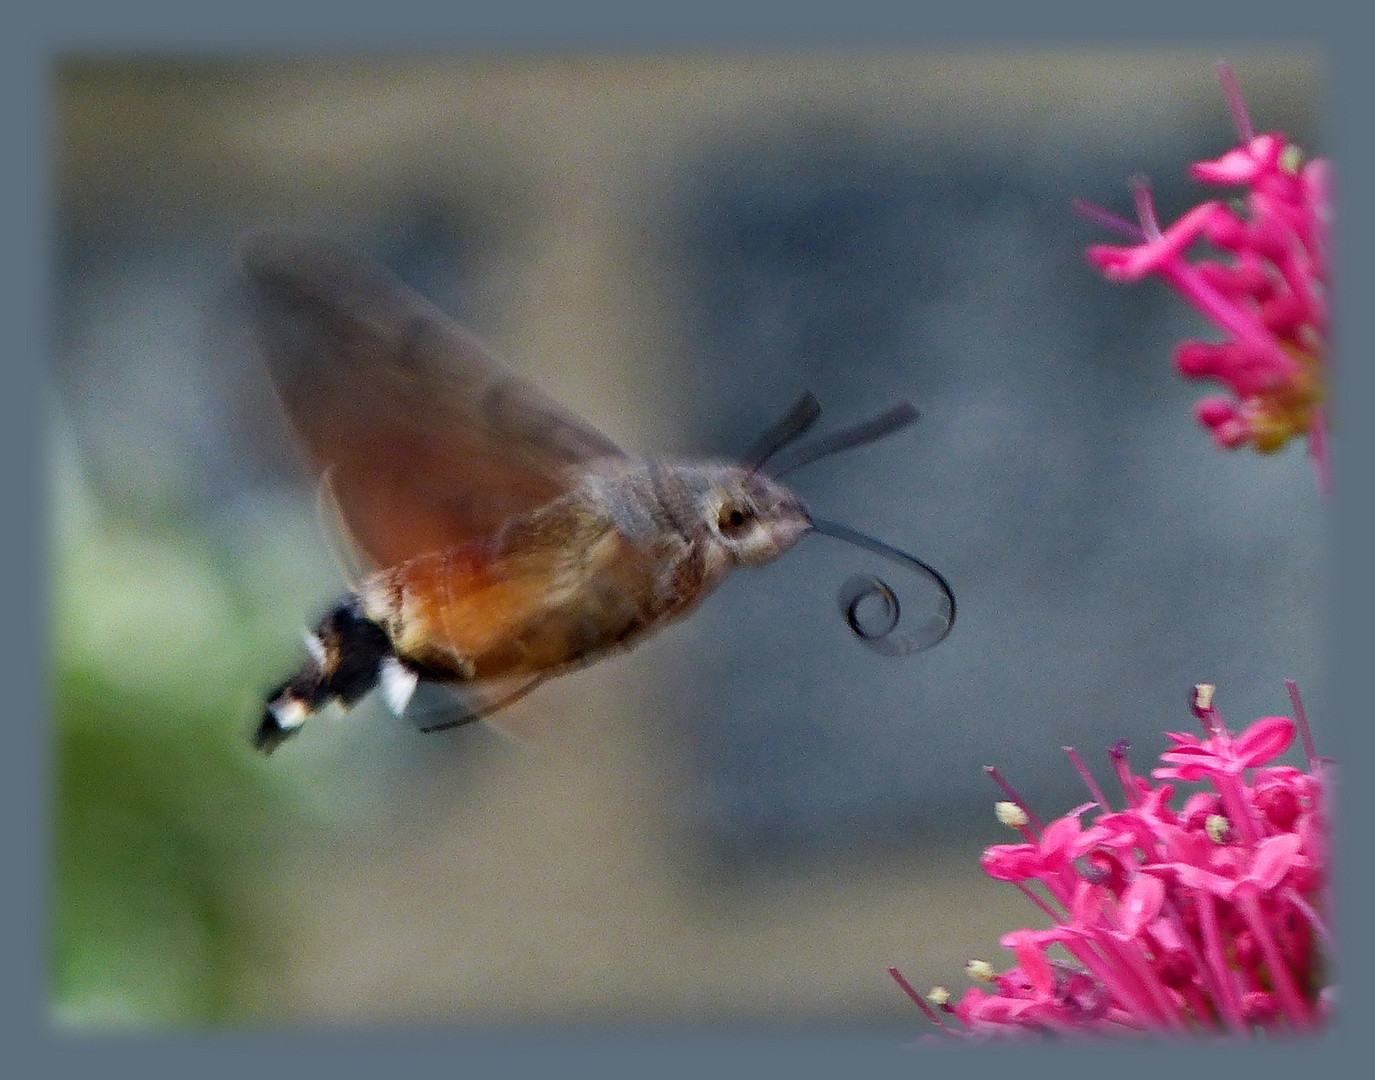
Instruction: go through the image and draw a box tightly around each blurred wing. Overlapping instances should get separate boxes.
[396,674,569,751]
[401,676,547,737]
[237,233,626,568]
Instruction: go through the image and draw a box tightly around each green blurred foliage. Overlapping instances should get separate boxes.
[53,671,278,1025]
[50,446,314,1027]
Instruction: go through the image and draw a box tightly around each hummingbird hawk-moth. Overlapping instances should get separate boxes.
[239,235,955,753]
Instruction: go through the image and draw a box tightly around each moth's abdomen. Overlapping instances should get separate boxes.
[255,600,395,753]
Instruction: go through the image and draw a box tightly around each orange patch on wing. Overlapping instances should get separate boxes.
[393,545,564,677]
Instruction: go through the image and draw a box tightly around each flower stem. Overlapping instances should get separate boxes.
[1064,746,1110,810]
[1014,880,1066,923]
[1130,174,1162,239]
[1285,678,1319,770]
[1214,772,1263,847]
[1284,887,1333,952]
[1061,937,1165,1031]
[1158,261,1302,377]
[1105,933,1190,1033]
[1235,890,1313,1029]
[888,966,955,1031]
[1108,741,1140,808]
[1073,198,1147,241]
[1196,891,1247,1029]
[1162,897,1245,1034]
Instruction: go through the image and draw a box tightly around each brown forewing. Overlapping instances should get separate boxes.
[238,234,626,569]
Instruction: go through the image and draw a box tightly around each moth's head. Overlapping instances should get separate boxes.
[690,392,926,569]
[702,469,812,568]
[691,393,955,655]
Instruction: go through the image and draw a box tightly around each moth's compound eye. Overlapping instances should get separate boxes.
[716,502,756,537]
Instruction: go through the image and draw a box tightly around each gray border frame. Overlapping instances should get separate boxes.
[8,2,1367,1076]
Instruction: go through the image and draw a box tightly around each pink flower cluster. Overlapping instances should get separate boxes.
[1078,64,1330,492]
[890,681,1331,1039]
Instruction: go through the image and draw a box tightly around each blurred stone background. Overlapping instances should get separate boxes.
[51,50,1326,1029]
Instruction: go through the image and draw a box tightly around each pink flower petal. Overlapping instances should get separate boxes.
[981,843,1042,882]
[1190,134,1285,185]
[1194,395,1238,425]
[1070,880,1106,926]
[1162,862,1237,899]
[1232,715,1296,767]
[1003,930,1055,995]
[969,994,1040,1026]
[1040,815,1084,860]
[1087,203,1222,282]
[1248,832,1304,891]
[1118,874,1166,937]
[1302,158,1331,220]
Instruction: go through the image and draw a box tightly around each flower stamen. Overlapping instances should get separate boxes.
[1216,61,1254,142]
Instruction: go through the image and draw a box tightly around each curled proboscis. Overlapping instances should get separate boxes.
[810,518,956,656]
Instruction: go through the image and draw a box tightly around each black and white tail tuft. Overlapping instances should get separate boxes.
[254,600,397,753]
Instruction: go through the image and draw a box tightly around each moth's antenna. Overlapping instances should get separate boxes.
[768,403,920,478]
[743,392,823,473]
[809,516,956,655]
